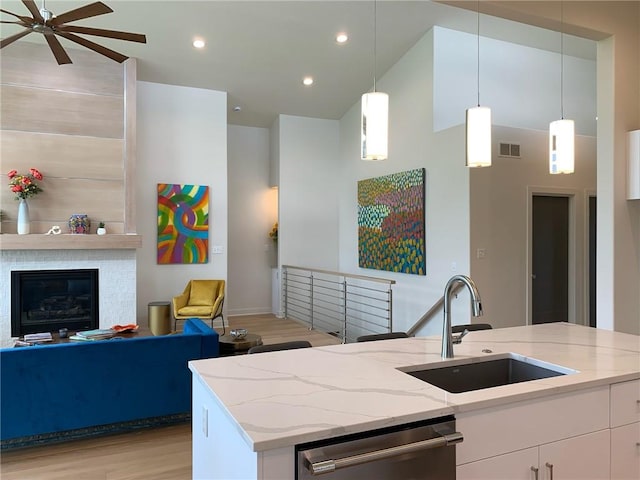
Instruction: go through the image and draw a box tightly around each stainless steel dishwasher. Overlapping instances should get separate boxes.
[296,415,462,479]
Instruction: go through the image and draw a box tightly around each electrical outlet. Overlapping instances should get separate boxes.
[212,245,224,254]
[476,248,486,259]
[451,261,457,271]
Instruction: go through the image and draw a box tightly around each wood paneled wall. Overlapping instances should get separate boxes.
[0,42,136,234]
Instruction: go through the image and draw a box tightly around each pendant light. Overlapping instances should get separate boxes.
[549,1,575,174]
[361,0,388,161]
[466,1,491,168]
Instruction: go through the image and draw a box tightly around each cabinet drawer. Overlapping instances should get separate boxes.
[457,386,609,464]
[611,380,640,427]
[611,422,640,480]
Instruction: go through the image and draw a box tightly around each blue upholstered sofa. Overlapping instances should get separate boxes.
[0,318,218,448]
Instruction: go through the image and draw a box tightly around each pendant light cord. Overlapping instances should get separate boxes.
[373,0,377,93]
[560,1,565,120]
[476,0,480,107]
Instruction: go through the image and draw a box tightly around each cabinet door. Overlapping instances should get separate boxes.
[539,429,610,480]
[457,447,538,480]
[611,422,640,480]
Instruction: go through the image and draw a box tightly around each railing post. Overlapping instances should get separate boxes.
[388,286,393,333]
[283,267,288,319]
[342,278,348,343]
[309,272,314,330]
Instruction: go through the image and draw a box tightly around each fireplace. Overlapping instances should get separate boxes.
[11,269,99,336]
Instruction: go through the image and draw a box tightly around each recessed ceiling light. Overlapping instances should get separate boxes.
[336,33,348,44]
[302,76,314,86]
[193,39,205,49]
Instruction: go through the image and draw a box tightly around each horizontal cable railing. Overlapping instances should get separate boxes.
[282,265,395,343]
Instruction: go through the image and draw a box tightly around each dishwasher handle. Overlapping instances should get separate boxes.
[305,431,463,476]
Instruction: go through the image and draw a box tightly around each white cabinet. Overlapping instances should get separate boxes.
[192,374,295,480]
[611,423,640,480]
[538,429,610,480]
[610,380,640,480]
[458,430,610,480]
[457,447,538,480]
[457,386,611,479]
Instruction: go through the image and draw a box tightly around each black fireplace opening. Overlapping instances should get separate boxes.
[11,269,99,337]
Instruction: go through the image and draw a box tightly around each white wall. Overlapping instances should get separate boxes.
[136,82,228,322]
[433,27,597,136]
[470,126,596,330]
[278,115,340,272]
[338,31,472,336]
[227,125,277,315]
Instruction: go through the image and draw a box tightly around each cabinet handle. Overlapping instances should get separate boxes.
[545,462,554,480]
[530,466,539,480]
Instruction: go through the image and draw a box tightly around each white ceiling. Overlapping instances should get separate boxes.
[1,1,596,128]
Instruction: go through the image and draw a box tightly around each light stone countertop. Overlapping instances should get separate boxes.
[188,323,640,452]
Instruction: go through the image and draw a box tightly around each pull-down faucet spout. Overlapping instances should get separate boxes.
[442,275,483,359]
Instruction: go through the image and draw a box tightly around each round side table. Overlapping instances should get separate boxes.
[219,333,262,356]
[148,301,171,335]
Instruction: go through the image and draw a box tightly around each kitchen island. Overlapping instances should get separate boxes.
[189,323,640,479]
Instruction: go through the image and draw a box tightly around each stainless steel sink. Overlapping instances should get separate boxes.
[399,353,576,394]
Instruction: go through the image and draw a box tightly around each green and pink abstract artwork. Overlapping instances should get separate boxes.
[358,168,425,275]
[157,183,209,264]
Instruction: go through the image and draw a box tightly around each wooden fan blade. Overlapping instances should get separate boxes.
[1,20,30,26]
[55,25,146,43]
[56,31,127,63]
[1,8,33,23]
[22,0,43,22]
[44,32,72,64]
[50,2,113,26]
[1,29,31,48]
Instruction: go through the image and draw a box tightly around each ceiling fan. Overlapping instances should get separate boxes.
[0,0,146,65]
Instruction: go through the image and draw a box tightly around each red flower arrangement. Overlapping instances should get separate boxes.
[7,168,44,200]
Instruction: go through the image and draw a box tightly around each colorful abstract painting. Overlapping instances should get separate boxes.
[358,168,425,275]
[157,183,209,264]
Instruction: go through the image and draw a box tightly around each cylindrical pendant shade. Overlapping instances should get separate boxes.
[361,92,389,161]
[549,119,575,174]
[466,106,492,167]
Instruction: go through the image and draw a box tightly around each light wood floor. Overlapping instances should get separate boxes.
[0,314,340,480]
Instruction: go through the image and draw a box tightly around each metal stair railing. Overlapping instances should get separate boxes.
[282,265,395,343]
[406,282,463,337]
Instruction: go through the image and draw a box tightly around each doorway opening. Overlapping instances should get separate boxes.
[527,189,580,326]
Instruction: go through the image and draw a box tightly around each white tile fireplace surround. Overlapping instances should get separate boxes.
[1,249,137,348]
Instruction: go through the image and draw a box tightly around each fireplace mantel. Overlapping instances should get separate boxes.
[0,234,142,250]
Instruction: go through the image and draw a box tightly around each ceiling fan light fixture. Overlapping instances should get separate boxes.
[0,1,146,65]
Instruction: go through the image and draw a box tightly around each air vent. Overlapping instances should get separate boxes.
[499,142,521,158]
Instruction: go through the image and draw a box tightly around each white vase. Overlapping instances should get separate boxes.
[97,227,106,235]
[17,199,30,235]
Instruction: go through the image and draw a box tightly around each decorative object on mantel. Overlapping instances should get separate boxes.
[97,222,106,235]
[68,214,90,234]
[7,168,44,235]
[46,225,62,235]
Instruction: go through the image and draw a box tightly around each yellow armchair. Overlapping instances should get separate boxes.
[172,280,225,333]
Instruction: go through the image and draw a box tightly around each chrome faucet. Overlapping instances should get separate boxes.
[442,275,483,359]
